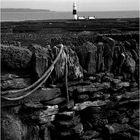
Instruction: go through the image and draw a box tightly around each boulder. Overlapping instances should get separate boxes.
[29,44,50,78]
[52,45,83,82]
[75,41,97,75]
[65,46,83,80]
[103,37,115,72]
[1,44,32,69]
[96,42,105,72]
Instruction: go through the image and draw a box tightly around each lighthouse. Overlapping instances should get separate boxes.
[73,2,77,20]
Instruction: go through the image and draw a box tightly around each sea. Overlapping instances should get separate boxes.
[1,11,139,21]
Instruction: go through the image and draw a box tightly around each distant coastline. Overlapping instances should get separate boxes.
[1,8,139,12]
[1,8,54,12]
[1,8,139,21]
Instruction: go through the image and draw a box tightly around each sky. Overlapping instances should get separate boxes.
[1,0,139,11]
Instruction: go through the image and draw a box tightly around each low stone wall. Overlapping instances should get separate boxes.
[1,35,139,140]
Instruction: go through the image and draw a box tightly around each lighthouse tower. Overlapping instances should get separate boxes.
[73,2,77,20]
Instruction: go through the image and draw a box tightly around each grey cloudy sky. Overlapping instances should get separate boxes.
[1,0,139,11]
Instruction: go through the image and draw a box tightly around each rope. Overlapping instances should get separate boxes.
[2,44,64,100]
[65,55,69,104]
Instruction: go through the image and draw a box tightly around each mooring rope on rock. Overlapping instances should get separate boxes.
[65,54,69,104]
[2,44,64,101]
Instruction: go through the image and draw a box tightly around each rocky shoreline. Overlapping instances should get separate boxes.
[1,34,139,140]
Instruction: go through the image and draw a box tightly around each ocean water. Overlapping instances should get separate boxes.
[1,11,139,21]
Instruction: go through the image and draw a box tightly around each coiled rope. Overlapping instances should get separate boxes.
[2,44,64,101]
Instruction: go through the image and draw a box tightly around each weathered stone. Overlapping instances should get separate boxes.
[129,87,139,92]
[25,125,40,140]
[41,97,66,105]
[132,136,139,140]
[1,78,31,91]
[75,41,97,75]
[131,109,139,119]
[111,78,121,84]
[1,73,20,81]
[81,130,100,140]
[116,90,139,101]
[123,50,136,74]
[51,45,67,82]
[71,123,84,135]
[117,82,130,88]
[56,111,75,120]
[59,131,72,137]
[131,118,139,129]
[1,44,32,69]
[119,117,129,124]
[75,82,111,95]
[103,37,115,72]
[130,81,138,88]
[24,102,45,109]
[90,92,104,100]
[39,115,55,124]
[105,123,131,134]
[95,73,105,82]
[111,132,132,140]
[30,44,50,78]
[77,94,89,102]
[60,100,75,110]
[96,42,105,72]
[73,100,109,111]
[26,105,58,124]
[55,115,80,129]
[2,111,27,140]
[2,88,62,107]
[68,80,91,87]
[80,106,108,129]
[88,76,96,82]
[40,125,51,140]
[64,46,83,80]
[29,88,62,103]
[102,76,112,82]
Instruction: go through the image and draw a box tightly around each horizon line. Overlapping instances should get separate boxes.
[1,8,139,12]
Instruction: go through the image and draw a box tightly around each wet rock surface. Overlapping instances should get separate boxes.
[1,35,139,140]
